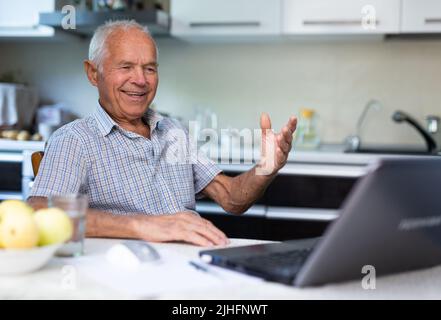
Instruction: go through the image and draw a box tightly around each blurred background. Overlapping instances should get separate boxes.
[1,0,441,240]
[1,0,441,146]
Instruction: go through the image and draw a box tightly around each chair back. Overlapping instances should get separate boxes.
[31,151,44,177]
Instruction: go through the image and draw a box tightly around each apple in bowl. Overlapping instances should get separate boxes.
[0,200,73,275]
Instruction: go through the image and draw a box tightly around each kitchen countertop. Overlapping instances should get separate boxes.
[206,144,441,177]
[288,144,441,165]
[0,139,45,152]
[0,138,435,165]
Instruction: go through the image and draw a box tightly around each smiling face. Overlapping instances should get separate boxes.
[85,28,158,123]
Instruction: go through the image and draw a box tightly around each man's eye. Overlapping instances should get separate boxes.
[121,66,130,70]
[145,67,157,73]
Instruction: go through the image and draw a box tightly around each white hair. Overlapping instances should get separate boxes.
[88,20,158,71]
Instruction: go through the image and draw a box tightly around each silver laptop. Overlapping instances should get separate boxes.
[199,158,441,287]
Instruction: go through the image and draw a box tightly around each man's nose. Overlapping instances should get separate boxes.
[131,67,147,86]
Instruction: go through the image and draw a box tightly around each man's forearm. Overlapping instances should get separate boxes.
[85,209,141,239]
[206,166,276,215]
[230,165,276,213]
[27,196,140,239]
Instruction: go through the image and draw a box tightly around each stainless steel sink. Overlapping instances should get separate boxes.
[344,101,439,156]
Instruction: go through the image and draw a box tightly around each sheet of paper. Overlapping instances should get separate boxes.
[66,246,263,298]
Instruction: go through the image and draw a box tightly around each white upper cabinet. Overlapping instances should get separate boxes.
[0,0,55,37]
[171,0,281,37]
[282,0,400,35]
[401,0,441,33]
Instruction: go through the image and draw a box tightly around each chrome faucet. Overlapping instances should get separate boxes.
[344,99,382,152]
[392,111,438,154]
[426,115,439,134]
[426,115,441,153]
[427,115,441,154]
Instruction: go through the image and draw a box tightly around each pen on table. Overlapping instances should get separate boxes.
[189,260,223,280]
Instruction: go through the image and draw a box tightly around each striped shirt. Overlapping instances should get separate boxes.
[30,104,222,215]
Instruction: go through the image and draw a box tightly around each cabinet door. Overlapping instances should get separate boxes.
[0,0,54,28]
[171,0,281,37]
[263,174,357,209]
[282,0,400,34]
[402,0,441,33]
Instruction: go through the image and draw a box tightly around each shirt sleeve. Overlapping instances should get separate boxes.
[193,149,222,197]
[164,117,222,198]
[29,130,88,198]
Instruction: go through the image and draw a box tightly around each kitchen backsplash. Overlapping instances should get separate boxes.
[1,37,441,146]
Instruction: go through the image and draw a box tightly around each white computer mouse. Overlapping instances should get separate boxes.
[106,240,161,270]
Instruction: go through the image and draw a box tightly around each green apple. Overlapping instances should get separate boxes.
[0,210,39,249]
[34,208,73,246]
[0,200,34,218]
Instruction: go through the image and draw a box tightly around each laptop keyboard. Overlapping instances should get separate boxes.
[233,247,314,276]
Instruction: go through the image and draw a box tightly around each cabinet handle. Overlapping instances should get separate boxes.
[302,19,379,27]
[189,21,261,28]
[196,202,266,217]
[278,165,366,178]
[266,207,338,222]
[425,18,441,24]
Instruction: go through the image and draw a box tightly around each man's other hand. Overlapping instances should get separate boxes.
[135,212,229,247]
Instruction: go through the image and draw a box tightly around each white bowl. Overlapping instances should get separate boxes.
[0,243,62,275]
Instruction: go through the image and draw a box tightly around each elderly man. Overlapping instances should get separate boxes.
[28,20,297,247]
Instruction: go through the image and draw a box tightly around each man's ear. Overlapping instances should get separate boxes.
[84,60,98,86]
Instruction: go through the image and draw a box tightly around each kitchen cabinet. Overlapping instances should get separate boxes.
[198,212,330,241]
[171,0,281,38]
[0,152,23,200]
[0,0,55,37]
[0,140,45,201]
[39,9,170,38]
[282,0,400,35]
[401,0,441,33]
[197,161,362,241]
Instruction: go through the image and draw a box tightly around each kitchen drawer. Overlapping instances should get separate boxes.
[171,0,281,37]
[263,174,357,209]
[0,0,54,28]
[200,212,329,241]
[282,0,400,35]
[401,0,441,33]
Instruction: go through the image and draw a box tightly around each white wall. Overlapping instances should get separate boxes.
[1,37,441,146]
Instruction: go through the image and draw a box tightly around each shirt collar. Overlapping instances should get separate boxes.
[94,103,116,137]
[143,107,164,134]
[93,102,164,137]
